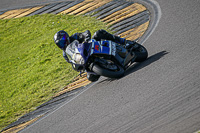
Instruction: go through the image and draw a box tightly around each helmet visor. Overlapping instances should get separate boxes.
[58,35,67,49]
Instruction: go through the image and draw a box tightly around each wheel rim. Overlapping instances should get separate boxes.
[98,59,120,71]
[100,63,118,71]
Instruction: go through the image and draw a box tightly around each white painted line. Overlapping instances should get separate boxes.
[137,0,162,44]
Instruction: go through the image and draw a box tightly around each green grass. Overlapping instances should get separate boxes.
[0,13,112,130]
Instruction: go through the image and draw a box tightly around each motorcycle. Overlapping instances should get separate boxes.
[69,39,148,82]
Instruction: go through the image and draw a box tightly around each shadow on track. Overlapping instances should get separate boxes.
[125,50,169,76]
[97,51,169,84]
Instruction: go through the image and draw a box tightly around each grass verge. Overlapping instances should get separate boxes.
[0,13,112,130]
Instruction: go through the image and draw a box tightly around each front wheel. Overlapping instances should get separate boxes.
[92,63,124,78]
[134,43,148,62]
[87,73,100,82]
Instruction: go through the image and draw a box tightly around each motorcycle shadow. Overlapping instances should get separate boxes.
[97,51,169,84]
[125,50,169,76]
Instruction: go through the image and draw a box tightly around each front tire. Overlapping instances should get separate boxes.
[87,73,100,82]
[92,63,124,78]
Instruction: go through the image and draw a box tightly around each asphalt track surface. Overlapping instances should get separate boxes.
[1,0,200,133]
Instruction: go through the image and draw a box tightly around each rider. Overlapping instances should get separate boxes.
[53,29,135,81]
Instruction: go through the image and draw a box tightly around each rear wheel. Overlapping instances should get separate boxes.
[134,43,148,62]
[92,61,124,78]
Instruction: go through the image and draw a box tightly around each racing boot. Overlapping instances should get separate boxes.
[125,40,139,50]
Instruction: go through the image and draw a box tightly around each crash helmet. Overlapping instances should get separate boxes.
[54,30,70,50]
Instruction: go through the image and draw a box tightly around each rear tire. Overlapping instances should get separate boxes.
[134,43,148,62]
[92,63,124,78]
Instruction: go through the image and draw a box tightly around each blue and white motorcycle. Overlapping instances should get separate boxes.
[69,39,148,82]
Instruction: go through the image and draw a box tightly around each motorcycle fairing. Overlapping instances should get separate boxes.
[77,42,91,64]
[76,39,117,65]
[90,40,116,56]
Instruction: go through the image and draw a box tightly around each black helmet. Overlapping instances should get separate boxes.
[54,30,70,50]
